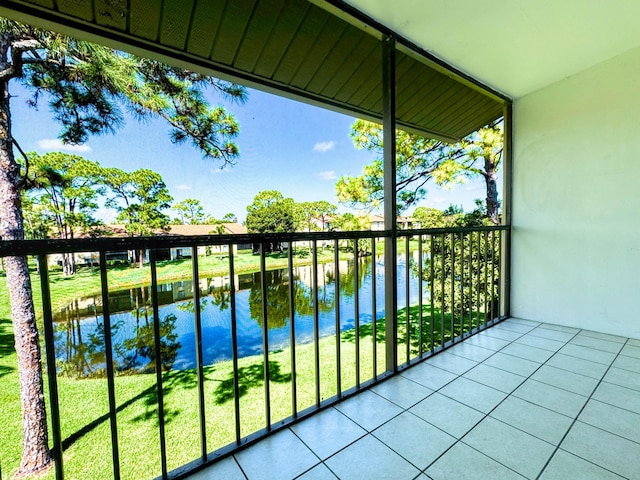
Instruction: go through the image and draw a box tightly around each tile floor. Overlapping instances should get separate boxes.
[188,318,640,480]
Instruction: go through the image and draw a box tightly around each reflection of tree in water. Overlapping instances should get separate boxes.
[211,286,231,311]
[248,269,292,329]
[54,295,125,378]
[248,267,337,329]
[118,310,180,373]
[176,298,209,314]
[55,286,181,377]
[116,288,181,373]
[337,255,373,298]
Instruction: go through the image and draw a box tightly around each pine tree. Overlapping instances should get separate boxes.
[0,19,246,477]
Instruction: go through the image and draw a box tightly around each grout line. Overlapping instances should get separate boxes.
[419,324,619,477]
[417,325,543,476]
[534,336,630,480]
[233,455,249,480]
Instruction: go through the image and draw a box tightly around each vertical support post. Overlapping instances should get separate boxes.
[382,35,398,373]
[38,255,63,480]
[501,103,513,318]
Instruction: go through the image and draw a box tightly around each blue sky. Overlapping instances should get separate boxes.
[10,82,492,223]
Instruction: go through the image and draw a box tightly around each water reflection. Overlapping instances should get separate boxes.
[53,255,423,378]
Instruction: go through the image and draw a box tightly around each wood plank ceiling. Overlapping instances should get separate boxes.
[0,0,506,141]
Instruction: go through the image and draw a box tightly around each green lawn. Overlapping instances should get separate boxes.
[0,298,485,479]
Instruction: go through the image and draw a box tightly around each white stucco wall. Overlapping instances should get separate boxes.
[512,46,640,338]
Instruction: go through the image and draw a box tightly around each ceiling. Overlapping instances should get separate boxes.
[345,0,640,99]
[0,0,507,142]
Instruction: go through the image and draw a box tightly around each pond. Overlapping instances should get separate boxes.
[53,252,427,377]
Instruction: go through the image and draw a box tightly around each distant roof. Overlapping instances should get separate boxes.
[163,223,248,236]
[77,223,248,238]
[368,215,415,223]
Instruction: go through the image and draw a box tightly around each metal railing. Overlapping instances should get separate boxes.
[0,225,508,480]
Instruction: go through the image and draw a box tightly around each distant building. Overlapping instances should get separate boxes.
[368,215,419,231]
[48,223,250,267]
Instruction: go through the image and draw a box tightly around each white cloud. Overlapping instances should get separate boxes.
[174,184,191,191]
[313,141,335,153]
[318,170,337,181]
[37,138,92,153]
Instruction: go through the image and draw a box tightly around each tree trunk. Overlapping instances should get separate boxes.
[484,159,500,225]
[0,80,53,476]
[62,252,75,276]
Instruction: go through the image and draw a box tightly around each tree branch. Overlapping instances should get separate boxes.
[12,137,31,189]
[0,38,39,81]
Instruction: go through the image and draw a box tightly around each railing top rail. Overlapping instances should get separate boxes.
[398,225,509,236]
[0,225,508,257]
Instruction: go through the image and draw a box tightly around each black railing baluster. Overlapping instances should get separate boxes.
[450,233,455,342]
[260,243,271,430]
[467,233,472,335]
[497,230,503,319]
[371,238,377,378]
[191,247,207,461]
[484,231,489,326]
[149,250,168,480]
[287,244,297,417]
[38,255,63,480]
[440,234,445,345]
[334,239,342,397]
[460,232,465,337]
[99,251,120,480]
[405,234,410,363]
[417,235,423,357]
[476,231,481,332]
[491,230,497,322]
[312,240,320,407]
[429,235,435,352]
[228,247,241,444]
[354,238,360,388]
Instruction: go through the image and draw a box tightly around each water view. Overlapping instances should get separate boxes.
[53,253,427,377]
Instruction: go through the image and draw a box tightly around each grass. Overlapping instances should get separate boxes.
[0,315,386,479]
[0,300,486,479]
